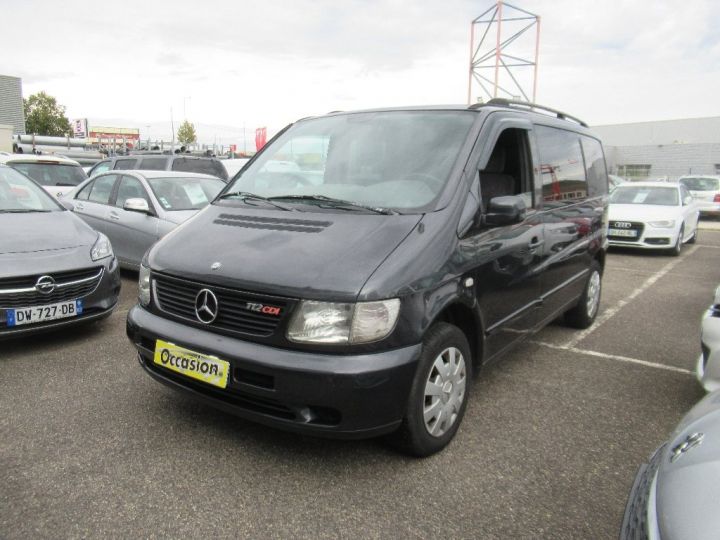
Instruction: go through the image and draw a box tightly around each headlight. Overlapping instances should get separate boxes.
[90,233,113,261]
[648,220,676,228]
[287,299,400,344]
[138,264,151,306]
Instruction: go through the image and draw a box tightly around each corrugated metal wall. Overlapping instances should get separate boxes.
[0,75,25,134]
[605,143,720,179]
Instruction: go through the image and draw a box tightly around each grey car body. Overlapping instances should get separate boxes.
[696,284,720,392]
[621,389,720,539]
[65,170,226,270]
[88,154,229,182]
[0,164,121,339]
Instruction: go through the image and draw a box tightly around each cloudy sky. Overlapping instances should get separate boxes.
[3,0,719,146]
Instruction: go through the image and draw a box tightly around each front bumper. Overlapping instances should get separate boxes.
[608,225,678,250]
[696,309,720,392]
[0,256,121,339]
[126,305,421,439]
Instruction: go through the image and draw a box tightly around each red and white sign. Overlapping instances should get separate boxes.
[255,127,267,151]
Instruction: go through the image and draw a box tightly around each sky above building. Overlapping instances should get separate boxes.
[3,0,719,145]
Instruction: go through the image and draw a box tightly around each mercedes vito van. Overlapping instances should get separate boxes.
[126,99,609,456]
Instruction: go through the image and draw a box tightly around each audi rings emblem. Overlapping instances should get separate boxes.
[35,275,56,295]
[194,289,219,324]
[614,222,632,229]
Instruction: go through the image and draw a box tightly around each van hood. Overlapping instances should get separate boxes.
[0,210,98,255]
[148,204,422,301]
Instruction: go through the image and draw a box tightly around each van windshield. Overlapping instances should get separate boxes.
[222,111,476,212]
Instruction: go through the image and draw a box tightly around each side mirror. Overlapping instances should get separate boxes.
[683,195,693,206]
[124,198,151,214]
[484,195,527,226]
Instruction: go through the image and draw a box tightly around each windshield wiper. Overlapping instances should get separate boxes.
[216,191,294,211]
[268,195,398,215]
[0,209,53,213]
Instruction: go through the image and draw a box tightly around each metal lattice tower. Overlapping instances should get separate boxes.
[467,1,541,104]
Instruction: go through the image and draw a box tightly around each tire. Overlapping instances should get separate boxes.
[564,260,602,329]
[669,225,684,256]
[389,322,472,457]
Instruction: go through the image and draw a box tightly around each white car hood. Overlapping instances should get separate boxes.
[608,204,681,222]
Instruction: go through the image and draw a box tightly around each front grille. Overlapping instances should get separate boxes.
[0,267,103,308]
[153,273,292,337]
[620,443,665,540]
[608,221,644,243]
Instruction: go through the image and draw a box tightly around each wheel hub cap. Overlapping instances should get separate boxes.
[423,347,467,438]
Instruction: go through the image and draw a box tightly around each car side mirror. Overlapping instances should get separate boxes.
[124,198,151,214]
[683,195,693,206]
[484,195,527,226]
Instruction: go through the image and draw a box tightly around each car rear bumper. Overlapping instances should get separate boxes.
[126,305,422,439]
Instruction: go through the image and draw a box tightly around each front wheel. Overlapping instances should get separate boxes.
[669,225,684,256]
[389,322,472,457]
[564,261,602,329]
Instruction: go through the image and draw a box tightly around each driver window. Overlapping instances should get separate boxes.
[479,128,533,210]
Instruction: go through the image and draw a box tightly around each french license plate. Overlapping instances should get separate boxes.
[6,300,82,327]
[153,339,230,389]
[608,228,638,237]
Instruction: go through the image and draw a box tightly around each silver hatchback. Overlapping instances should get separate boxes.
[679,175,720,217]
[65,171,226,269]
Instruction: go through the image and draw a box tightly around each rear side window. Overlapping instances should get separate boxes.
[535,126,587,206]
[680,177,720,191]
[580,136,608,197]
[171,157,228,180]
[139,157,168,170]
[113,159,137,170]
[88,174,117,204]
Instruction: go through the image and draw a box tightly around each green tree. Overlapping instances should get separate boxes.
[23,91,72,136]
[177,120,197,145]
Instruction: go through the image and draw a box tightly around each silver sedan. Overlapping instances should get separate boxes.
[65,170,226,269]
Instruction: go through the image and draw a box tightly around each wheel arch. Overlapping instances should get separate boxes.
[429,301,484,374]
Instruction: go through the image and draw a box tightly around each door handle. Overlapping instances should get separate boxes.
[528,238,544,248]
[75,203,84,210]
[109,213,120,221]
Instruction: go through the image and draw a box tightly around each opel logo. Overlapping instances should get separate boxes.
[194,289,219,324]
[35,275,56,295]
[614,222,632,229]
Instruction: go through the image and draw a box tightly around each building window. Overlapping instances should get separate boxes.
[617,164,651,179]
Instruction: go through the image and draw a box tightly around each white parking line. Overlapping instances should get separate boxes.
[563,245,700,348]
[532,340,694,376]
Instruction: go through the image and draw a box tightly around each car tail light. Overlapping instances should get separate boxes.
[714,194,720,203]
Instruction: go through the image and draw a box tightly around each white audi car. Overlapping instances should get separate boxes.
[607,182,700,256]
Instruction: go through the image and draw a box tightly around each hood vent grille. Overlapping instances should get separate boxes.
[214,214,332,233]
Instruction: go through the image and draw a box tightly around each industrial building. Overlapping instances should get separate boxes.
[594,116,720,180]
[0,74,25,135]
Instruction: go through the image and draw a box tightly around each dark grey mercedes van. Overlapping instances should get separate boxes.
[126,99,609,456]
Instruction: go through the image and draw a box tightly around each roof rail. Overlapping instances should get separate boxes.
[470,98,588,128]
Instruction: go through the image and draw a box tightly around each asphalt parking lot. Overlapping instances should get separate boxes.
[2,228,719,539]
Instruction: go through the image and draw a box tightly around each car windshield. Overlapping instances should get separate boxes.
[171,157,228,181]
[0,166,62,212]
[8,162,87,187]
[609,185,679,206]
[147,176,226,211]
[221,111,476,212]
[680,177,719,191]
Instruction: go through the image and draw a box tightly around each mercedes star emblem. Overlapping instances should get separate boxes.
[194,289,219,324]
[35,275,56,295]
[211,262,222,271]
